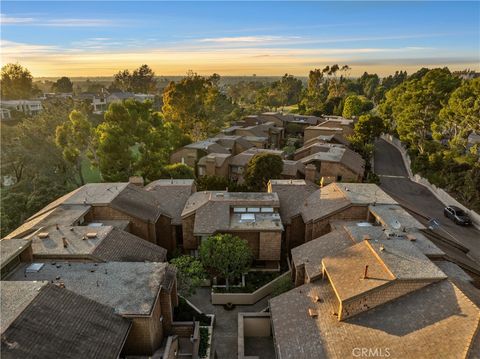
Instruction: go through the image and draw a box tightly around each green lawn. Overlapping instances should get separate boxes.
[81,157,102,183]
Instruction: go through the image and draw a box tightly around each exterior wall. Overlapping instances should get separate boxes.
[320,122,354,136]
[19,245,33,263]
[339,279,435,321]
[164,336,179,359]
[156,215,174,252]
[293,264,305,287]
[305,205,368,241]
[91,206,154,243]
[123,294,164,355]
[181,214,197,250]
[319,162,362,183]
[304,128,343,143]
[160,288,174,332]
[170,148,201,167]
[286,216,306,251]
[228,231,260,258]
[258,232,282,261]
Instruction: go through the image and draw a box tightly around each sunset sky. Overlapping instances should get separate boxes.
[1,1,479,78]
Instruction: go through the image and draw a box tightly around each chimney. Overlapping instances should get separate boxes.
[129,176,144,187]
[363,265,369,279]
[205,155,216,176]
[304,164,316,183]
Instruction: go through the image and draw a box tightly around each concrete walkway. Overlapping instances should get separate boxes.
[187,288,271,359]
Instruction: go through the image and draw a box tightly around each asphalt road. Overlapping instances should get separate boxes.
[374,138,480,263]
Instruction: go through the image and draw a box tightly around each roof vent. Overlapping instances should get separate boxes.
[216,192,224,198]
[62,237,68,248]
[311,295,321,303]
[86,232,97,238]
[38,232,49,239]
[308,308,318,317]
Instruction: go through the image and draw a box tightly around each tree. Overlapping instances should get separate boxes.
[351,114,385,145]
[170,255,206,296]
[199,234,252,289]
[52,76,73,93]
[55,110,96,185]
[162,72,238,140]
[435,78,480,150]
[244,153,283,190]
[1,63,34,100]
[378,68,461,154]
[342,95,364,118]
[95,100,186,181]
[112,65,157,93]
[158,163,195,179]
[278,74,303,108]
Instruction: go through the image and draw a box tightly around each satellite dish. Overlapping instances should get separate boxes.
[390,219,401,230]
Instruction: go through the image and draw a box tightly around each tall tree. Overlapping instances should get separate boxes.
[378,68,461,153]
[56,110,96,185]
[95,100,187,181]
[342,95,364,118]
[199,234,252,290]
[52,76,73,93]
[112,65,157,93]
[162,72,238,140]
[1,63,34,100]
[435,78,480,150]
[244,153,283,190]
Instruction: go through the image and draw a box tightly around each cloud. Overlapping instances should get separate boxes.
[197,35,301,43]
[0,13,34,24]
[0,13,114,27]
[0,40,58,56]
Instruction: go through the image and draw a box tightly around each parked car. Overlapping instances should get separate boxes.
[443,206,472,226]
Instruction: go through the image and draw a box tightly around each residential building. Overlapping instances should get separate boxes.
[91,91,156,114]
[1,281,131,358]
[0,100,42,116]
[294,143,365,183]
[197,153,232,177]
[222,121,284,148]
[0,107,12,120]
[181,191,283,268]
[170,140,230,168]
[4,181,173,254]
[302,133,350,147]
[0,238,33,279]
[15,225,167,263]
[144,179,197,252]
[267,180,319,252]
[6,261,178,356]
[229,148,284,183]
[269,208,480,359]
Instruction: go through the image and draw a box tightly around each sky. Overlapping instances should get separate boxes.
[1,1,479,78]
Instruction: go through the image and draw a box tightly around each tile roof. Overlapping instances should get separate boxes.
[270,279,479,359]
[1,282,130,359]
[8,262,171,316]
[281,160,305,177]
[298,145,365,176]
[197,153,232,168]
[300,184,352,223]
[145,179,196,225]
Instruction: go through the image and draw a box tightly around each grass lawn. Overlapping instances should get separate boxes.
[80,157,102,183]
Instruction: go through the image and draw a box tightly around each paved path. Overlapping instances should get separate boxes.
[374,138,480,262]
[187,288,271,359]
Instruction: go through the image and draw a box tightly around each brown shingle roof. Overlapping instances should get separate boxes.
[145,179,196,225]
[110,184,171,222]
[1,282,130,359]
[270,279,479,359]
[269,180,318,224]
[92,228,167,262]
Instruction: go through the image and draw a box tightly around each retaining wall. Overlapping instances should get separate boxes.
[380,134,480,229]
[211,271,291,305]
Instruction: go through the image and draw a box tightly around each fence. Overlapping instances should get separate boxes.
[380,134,480,229]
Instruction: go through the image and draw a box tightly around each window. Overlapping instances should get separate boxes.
[240,213,255,223]
[247,207,260,213]
[233,207,247,213]
[260,207,274,213]
[198,167,205,176]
